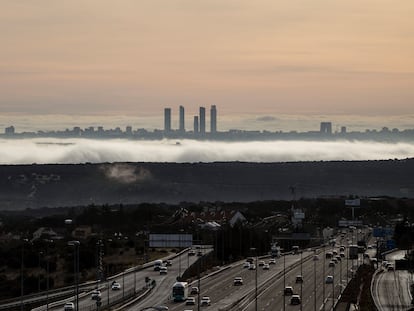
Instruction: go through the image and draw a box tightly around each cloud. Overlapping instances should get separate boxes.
[0,138,413,165]
[100,164,152,183]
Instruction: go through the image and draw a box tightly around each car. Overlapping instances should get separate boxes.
[290,294,301,305]
[333,250,338,256]
[284,286,294,296]
[248,264,256,270]
[340,252,345,258]
[186,297,196,305]
[329,261,335,267]
[332,258,338,264]
[258,260,265,266]
[326,252,333,259]
[313,255,319,261]
[263,263,270,270]
[201,296,211,306]
[188,250,196,256]
[64,302,75,311]
[159,266,168,274]
[91,289,101,300]
[325,275,334,284]
[382,260,388,268]
[233,276,243,285]
[335,255,342,261]
[340,246,345,252]
[246,257,254,263]
[269,258,276,264]
[243,262,250,268]
[197,251,203,257]
[295,275,303,283]
[164,260,172,266]
[190,286,199,295]
[111,281,121,290]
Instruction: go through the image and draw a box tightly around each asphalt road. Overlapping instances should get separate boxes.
[372,250,413,311]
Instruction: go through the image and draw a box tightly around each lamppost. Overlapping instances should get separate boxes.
[68,240,80,311]
[283,247,286,311]
[38,251,43,292]
[300,249,303,311]
[45,239,53,311]
[323,243,326,311]
[179,228,184,280]
[20,238,28,311]
[250,247,258,311]
[313,250,317,311]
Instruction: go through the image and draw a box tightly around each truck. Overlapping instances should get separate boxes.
[153,259,163,271]
[349,245,358,260]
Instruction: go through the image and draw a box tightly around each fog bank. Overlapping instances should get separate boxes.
[1,138,413,164]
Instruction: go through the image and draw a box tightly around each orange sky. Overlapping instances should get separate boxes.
[0,0,413,117]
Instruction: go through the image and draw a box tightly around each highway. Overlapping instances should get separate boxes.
[372,250,413,311]
[33,249,203,311]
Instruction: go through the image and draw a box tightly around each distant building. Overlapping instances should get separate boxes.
[73,127,81,136]
[5,126,15,135]
[72,226,93,239]
[320,122,332,134]
[194,116,199,133]
[164,108,171,132]
[199,107,206,134]
[341,126,347,134]
[179,105,185,132]
[210,105,217,133]
[126,126,132,135]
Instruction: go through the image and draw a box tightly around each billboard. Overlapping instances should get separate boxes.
[373,227,394,238]
[149,233,193,248]
[345,199,361,206]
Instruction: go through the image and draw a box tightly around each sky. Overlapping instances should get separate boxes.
[0,1,413,129]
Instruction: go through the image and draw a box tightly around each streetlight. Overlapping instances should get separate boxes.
[250,247,258,311]
[313,250,317,311]
[20,238,28,311]
[300,249,303,311]
[283,247,286,311]
[68,240,80,311]
[179,229,184,280]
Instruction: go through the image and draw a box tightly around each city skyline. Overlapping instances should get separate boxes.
[0,1,413,117]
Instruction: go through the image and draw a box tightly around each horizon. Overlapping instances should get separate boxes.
[1,1,413,117]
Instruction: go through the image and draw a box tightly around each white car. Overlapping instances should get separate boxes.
[186,297,196,305]
[325,275,334,284]
[290,294,301,305]
[248,264,256,270]
[190,286,199,294]
[159,266,168,274]
[233,276,243,285]
[201,296,211,306]
[91,289,101,300]
[263,263,270,270]
[258,260,265,266]
[64,302,75,311]
[111,281,121,290]
[269,258,276,264]
[243,262,250,268]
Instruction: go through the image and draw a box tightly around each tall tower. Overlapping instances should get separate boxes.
[210,105,217,133]
[194,116,199,133]
[199,107,206,134]
[164,108,171,132]
[179,105,185,133]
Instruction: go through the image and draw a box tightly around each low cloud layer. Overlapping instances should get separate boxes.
[0,138,413,164]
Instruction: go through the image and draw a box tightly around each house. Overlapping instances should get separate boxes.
[32,227,59,242]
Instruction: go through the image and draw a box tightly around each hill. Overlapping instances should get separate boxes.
[0,159,413,210]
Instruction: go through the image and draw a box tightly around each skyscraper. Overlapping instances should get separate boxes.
[179,105,185,132]
[164,108,171,132]
[199,107,206,134]
[194,116,199,133]
[210,105,217,133]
